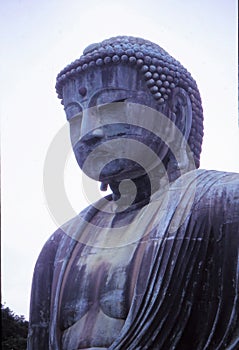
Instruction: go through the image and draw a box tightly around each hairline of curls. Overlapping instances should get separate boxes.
[56,36,203,168]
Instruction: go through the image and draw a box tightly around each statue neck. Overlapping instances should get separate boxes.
[108,163,168,207]
[107,153,189,207]
[109,173,152,205]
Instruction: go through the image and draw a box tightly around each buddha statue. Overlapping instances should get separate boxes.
[28,36,239,350]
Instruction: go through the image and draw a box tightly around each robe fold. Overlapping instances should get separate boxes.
[27,170,239,349]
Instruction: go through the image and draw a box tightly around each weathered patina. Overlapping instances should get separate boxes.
[28,36,239,350]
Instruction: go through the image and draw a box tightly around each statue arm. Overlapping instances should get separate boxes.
[27,229,63,350]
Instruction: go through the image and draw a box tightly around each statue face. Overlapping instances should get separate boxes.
[64,66,170,183]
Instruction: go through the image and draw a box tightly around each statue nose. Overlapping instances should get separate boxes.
[92,128,104,137]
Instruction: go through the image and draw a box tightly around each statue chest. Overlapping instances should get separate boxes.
[59,240,139,331]
[58,207,149,348]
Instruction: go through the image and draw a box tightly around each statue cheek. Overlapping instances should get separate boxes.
[72,141,87,170]
[69,118,82,148]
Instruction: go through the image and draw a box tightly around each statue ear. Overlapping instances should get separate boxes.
[170,87,192,140]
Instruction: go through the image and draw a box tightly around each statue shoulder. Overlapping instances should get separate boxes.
[36,195,111,264]
[173,169,239,234]
[191,169,239,234]
[188,169,239,201]
[35,228,65,266]
[196,169,239,205]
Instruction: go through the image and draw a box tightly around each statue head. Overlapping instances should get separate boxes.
[56,36,203,187]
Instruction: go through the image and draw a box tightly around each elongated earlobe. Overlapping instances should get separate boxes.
[170,87,192,141]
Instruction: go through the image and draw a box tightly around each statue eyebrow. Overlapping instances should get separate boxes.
[88,88,133,107]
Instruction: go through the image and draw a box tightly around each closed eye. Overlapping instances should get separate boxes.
[97,99,127,112]
[113,98,126,103]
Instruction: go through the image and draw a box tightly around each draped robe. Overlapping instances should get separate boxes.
[27,169,239,349]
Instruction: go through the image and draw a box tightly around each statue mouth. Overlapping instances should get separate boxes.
[98,159,147,183]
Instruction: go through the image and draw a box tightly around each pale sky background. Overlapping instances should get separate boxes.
[1,0,238,319]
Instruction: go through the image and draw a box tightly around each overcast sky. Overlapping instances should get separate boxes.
[1,0,238,319]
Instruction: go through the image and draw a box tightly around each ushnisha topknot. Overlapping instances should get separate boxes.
[56,36,203,168]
